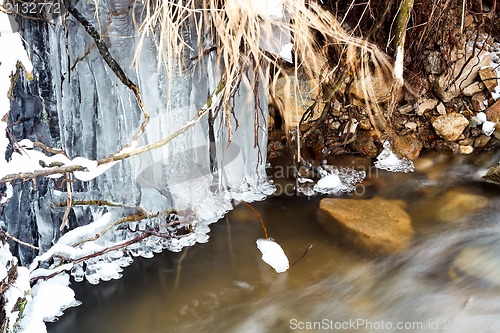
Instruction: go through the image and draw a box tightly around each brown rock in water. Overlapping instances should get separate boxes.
[318,197,414,254]
[450,246,500,289]
[411,190,489,224]
[479,67,499,93]
[431,113,469,141]
[482,165,500,184]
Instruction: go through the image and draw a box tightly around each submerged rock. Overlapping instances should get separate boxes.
[411,189,489,224]
[318,197,414,254]
[450,246,500,289]
[431,113,469,141]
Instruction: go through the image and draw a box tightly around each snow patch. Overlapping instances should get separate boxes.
[474,112,496,136]
[18,273,81,333]
[256,238,289,273]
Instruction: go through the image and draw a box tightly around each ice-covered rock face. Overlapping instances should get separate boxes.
[1,2,278,330]
[3,1,273,272]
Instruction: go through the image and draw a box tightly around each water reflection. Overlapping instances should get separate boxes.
[48,154,500,333]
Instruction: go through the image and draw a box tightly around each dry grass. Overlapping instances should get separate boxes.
[127,0,400,149]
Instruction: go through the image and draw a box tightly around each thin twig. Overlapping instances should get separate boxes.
[0,230,39,250]
[242,202,269,239]
[68,4,149,143]
[60,172,72,230]
[291,244,313,267]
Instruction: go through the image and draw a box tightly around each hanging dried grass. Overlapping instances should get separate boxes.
[127,0,400,153]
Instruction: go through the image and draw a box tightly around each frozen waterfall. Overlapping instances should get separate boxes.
[3,2,274,276]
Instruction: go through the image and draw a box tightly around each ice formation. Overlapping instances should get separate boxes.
[0,1,292,331]
[296,162,366,196]
[374,141,415,173]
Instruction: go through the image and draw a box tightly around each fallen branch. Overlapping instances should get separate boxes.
[30,221,190,283]
[30,232,150,282]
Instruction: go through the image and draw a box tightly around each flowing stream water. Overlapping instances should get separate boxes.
[45,152,500,333]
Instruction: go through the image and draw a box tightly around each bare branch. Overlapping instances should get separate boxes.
[0,75,226,185]
[0,229,39,250]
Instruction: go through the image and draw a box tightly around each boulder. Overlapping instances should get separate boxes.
[431,113,469,141]
[318,197,414,254]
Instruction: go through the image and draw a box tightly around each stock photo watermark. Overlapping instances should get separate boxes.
[289,317,500,331]
[1,0,78,33]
